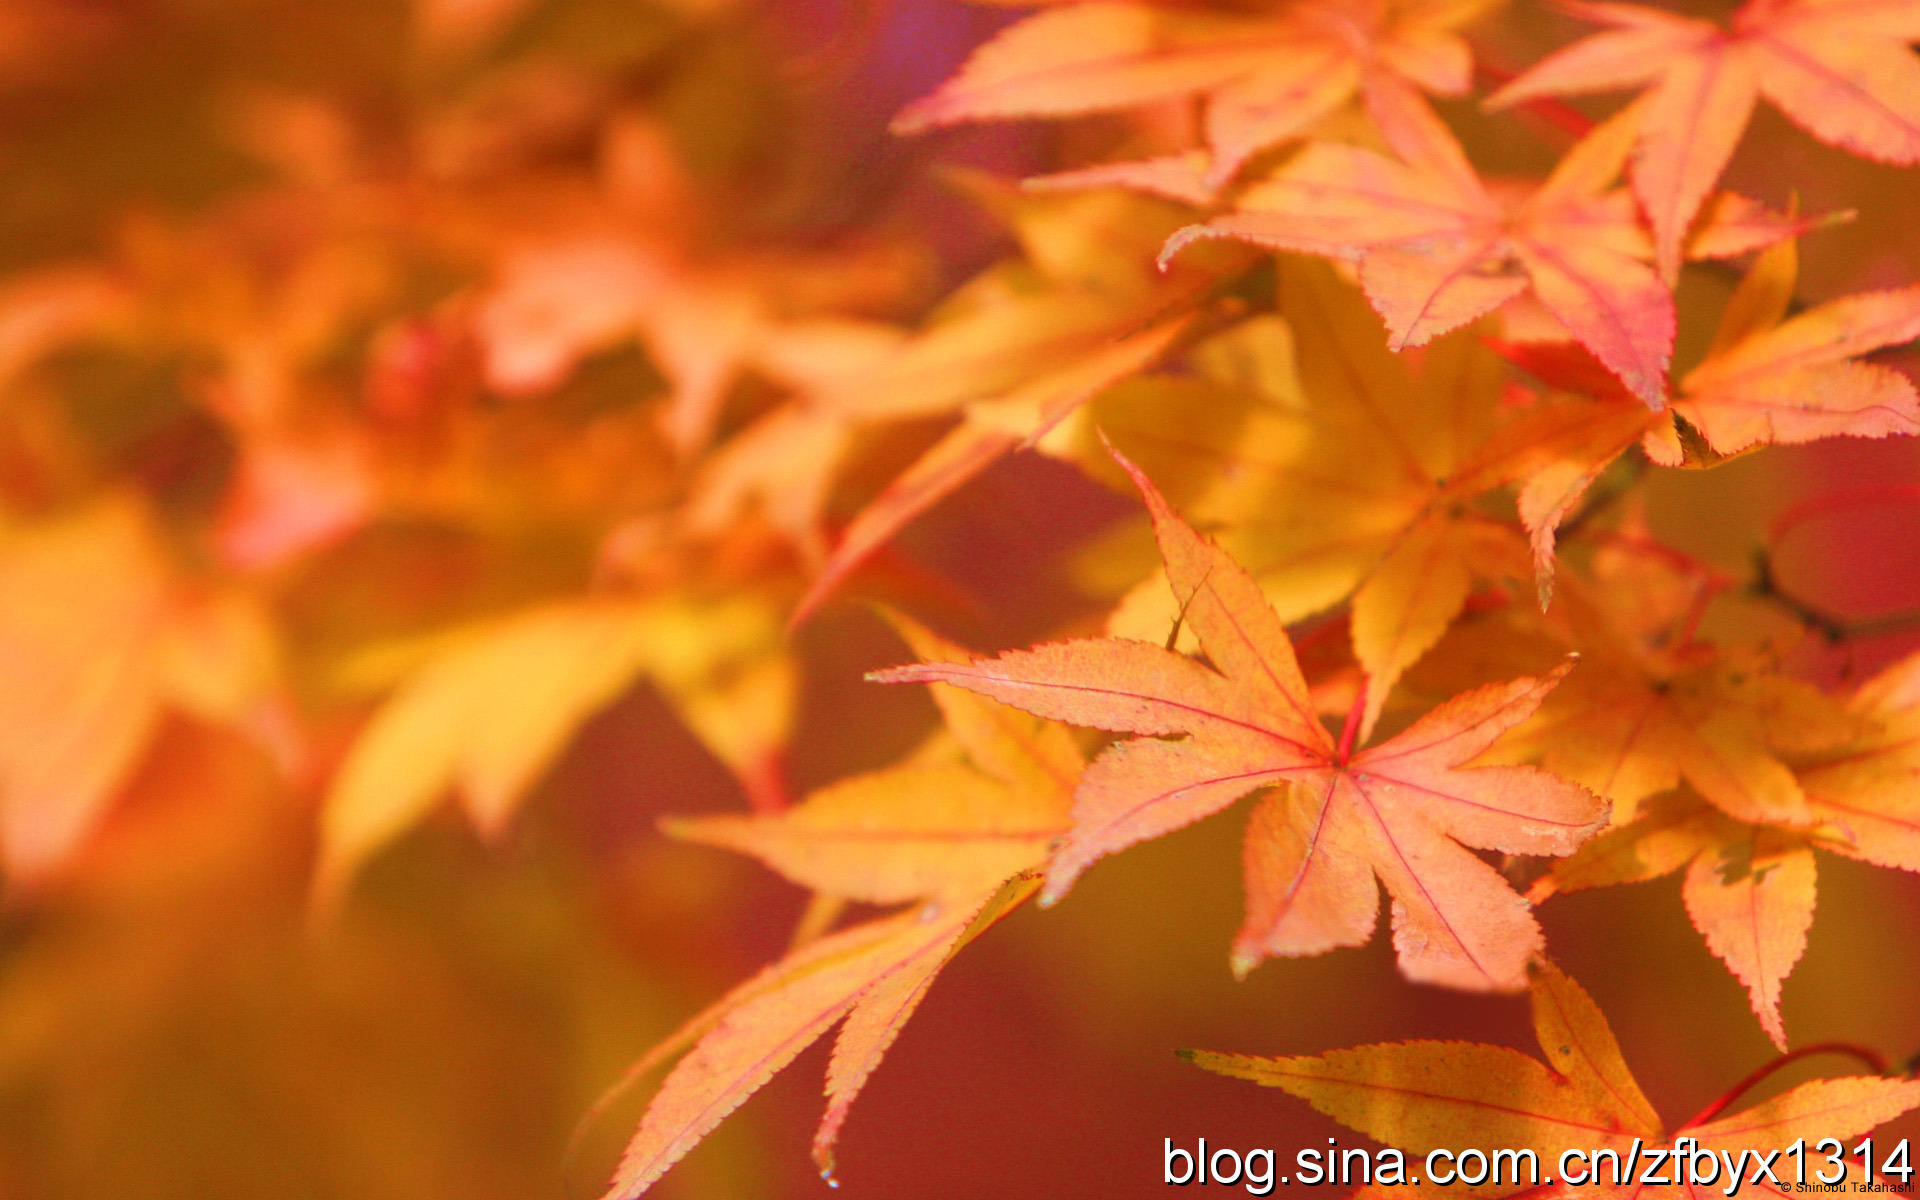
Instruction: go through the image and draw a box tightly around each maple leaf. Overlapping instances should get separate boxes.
[314,594,794,909]
[212,421,379,570]
[1533,645,1920,1048]
[894,0,1486,188]
[682,319,910,563]
[1800,645,1920,874]
[459,115,919,457]
[0,498,285,884]
[1053,261,1601,732]
[599,614,1076,1196]
[1535,791,1818,1051]
[667,613,1080,908]
[790,185,1238,624]
[473,234,761,454]
[877,449,1605,991]
[1166,89,1811,404]
[1489,0,1920,281]
[1505,534,1873,834]
[1490,237,1920,592]
[1186,959,1920,1192]
[600,880,1034,1200]
[1649,237,1920,464]
[1024,151,1223,208]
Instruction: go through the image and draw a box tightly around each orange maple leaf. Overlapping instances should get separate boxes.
[0,498,285,883]
[1054,276,1543,739]
[1165,89,1811,405]
[894,0,1486,189]
[1801,645,1920,874]
[595,615,1076,1197]
[1186,959,1920,1195]
[1535,645,1920,1048]
[1489,0,1920,281]
[789,186,1237,625]
[1506,531,1870,831]
[599,881,1035,1200]
[877,449,1605,991]
[1492,236,1920,589]
[1537,791,1821,1051]
[1649,238,1920,464]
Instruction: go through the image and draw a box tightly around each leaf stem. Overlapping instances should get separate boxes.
[1683,1043,1891,1128]
[1336,679,1367,763]
[1471,52,1596,140]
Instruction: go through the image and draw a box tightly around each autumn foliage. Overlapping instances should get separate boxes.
[1,0,1919,1197]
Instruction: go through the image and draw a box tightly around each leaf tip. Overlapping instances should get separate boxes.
[1101,437,1177,532]
[1158,224,1218,273]
[888,98,939,137]
[655,814,700,843]
[1813,207,1858,232]
[789,584,832,633]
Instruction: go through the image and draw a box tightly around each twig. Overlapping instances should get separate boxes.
[1750,545,1920,644]
[1684,1043,1891,1128]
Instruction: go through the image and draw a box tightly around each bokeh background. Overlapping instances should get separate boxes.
[0,1,1915,1197]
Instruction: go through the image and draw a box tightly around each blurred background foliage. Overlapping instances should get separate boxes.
[0,1,1915,1197]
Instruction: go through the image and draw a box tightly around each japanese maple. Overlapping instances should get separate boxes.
[0,0,1916,1197]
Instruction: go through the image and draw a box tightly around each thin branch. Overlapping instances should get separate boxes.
[1471,53,1596,141]
[1336,679,1367,763]
[1684,1043,1892,1128]
[1750,545,1920,644]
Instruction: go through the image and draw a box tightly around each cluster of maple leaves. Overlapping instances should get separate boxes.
[2,0,1919,1195]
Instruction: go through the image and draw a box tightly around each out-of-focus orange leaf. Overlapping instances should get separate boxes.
[0,498,281,884]
[0,267,129,387]
[316,595,793,908]
[895,0,1484,188]
[792,186,1237,623]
